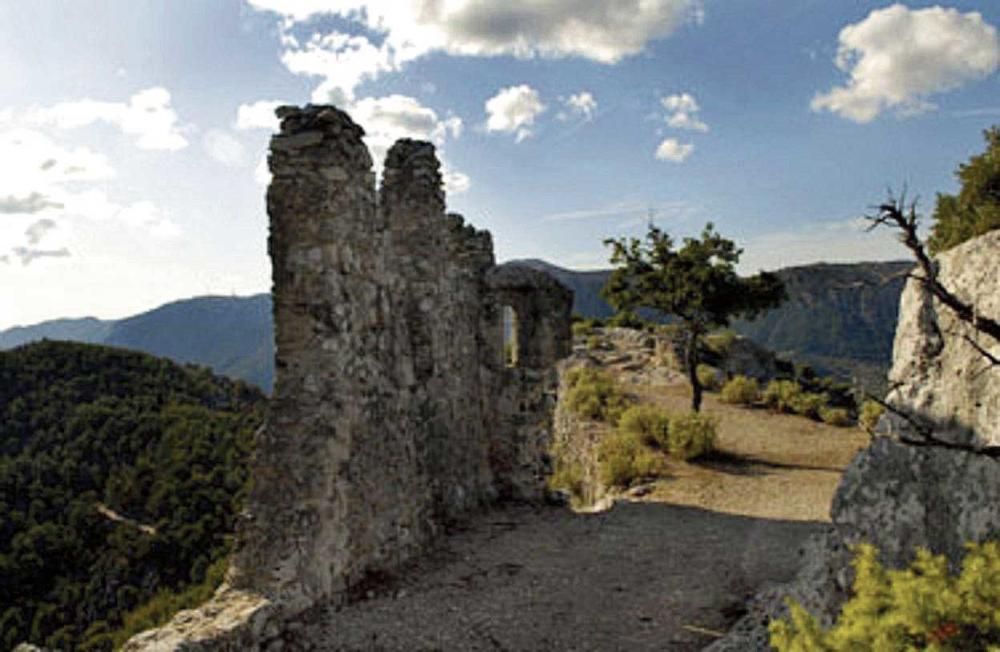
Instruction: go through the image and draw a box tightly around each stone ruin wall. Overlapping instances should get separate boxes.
[124,105,572,649]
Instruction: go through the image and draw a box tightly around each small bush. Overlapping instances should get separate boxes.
[548,463,586,501]
[586,334,603,351]
[618,404,671,449]
[819,406,853,427]
[720,375,760,406]
[667,412,717,460]
[565,367,631,424]
[572,319,596,338]
[697,364,722,391]
[763,379,803,413]
[598,430,665,488]
[770,541,1000,651]
[790,392,828,419]
[859,399,885,434]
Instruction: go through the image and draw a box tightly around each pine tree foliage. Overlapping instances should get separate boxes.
[771,542,1000,651]
[0,340,266,651]
[928,126,1000,254]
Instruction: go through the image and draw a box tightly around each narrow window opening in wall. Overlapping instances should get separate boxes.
[502,305,519,367]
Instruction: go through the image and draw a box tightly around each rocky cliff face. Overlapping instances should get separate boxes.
[883,230,1000,449]
[710,230,1000,651]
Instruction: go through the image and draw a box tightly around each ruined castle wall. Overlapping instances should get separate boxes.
[228,106,571,613]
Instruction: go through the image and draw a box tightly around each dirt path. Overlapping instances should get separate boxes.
[293,503,824,651]
[290,338,869,650]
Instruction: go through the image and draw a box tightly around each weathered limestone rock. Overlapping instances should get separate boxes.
[710,230,1000,650]
[883,230,1000,449]
[124,105,572,649]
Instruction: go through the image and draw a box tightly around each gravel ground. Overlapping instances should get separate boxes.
[291,502,825,651]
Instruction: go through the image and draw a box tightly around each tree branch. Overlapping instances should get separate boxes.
[866,196,1000,345]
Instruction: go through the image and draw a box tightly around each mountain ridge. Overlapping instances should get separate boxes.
[0,259,911,392]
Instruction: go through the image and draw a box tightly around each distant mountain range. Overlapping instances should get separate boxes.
[0,259,911,392]
[1,295,274,391]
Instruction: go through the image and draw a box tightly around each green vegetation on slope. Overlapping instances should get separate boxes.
[0,341,265,651]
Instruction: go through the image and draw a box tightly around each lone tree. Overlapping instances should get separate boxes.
[602,223,785,412]
[927,126,1000,254]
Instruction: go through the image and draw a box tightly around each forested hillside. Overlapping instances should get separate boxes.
[0,341,265,651]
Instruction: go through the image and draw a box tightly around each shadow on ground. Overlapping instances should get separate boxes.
[291,501,825,651]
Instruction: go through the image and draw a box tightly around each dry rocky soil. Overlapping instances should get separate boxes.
[289,341,868,651]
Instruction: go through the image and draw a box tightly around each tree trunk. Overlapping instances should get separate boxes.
[685,329,703,412]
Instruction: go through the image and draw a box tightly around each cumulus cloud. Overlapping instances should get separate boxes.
[558,92,598,122]
[203,129,247,167]
[655,138,694,162]
[812,4,1000,123]
[28,87,189,150]
[236,100,285,131]
[485,85,545,142]
[249,0,702,101]
[347,94,469,193]
[661,92,708,132]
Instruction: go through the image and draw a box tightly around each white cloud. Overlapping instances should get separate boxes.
[254,156,272,186]
[559,92,598,122]
[443,168,471,195]
[283,32,394,104]
[0,129,180,265]
[249,1,701,101]
[203,129,247,167]
[251,0,701,64]
[28,87,189,151]
[812,4,1000,123]
[655,138,694,162]
[351,94,469,192]
[661,92,708,132]
[236,100,285,131]
[485,84,545,142]
[350,93,463,165]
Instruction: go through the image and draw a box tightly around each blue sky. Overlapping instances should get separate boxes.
[0,1,998,328]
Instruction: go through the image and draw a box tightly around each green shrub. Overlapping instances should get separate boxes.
[763,379,803,413]
[819,406,853,427]
[572,319,596,338]
[565,367,631,424]
[598,430,665,488]
[791,392,828,420]
[859,399,885,434]
[720,375,760,406]
[548,463,586,501]
[667,412,717,460]
[618,404,671,449]
[586,334,603,351]
[771,541,1000,651]
[697,364,722,391]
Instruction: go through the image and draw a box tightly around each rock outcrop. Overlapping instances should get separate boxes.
[124,105,571,650]
[710,230,1000,651]
[882,230,1000,449]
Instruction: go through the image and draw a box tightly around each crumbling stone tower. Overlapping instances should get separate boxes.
[225,106,572,618]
